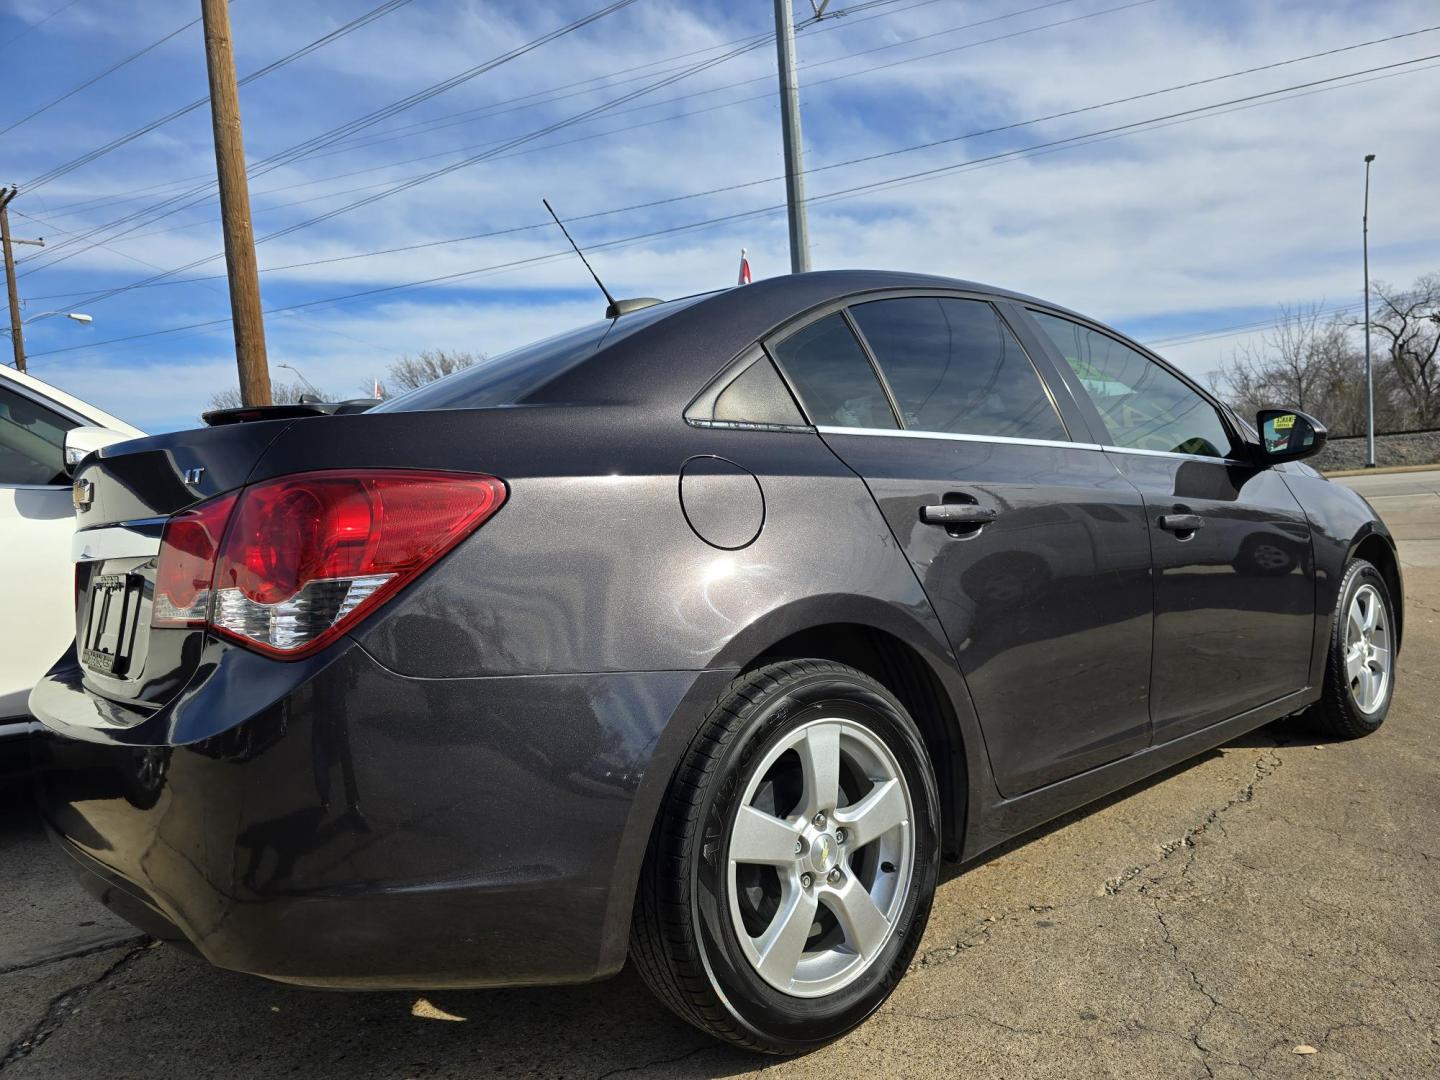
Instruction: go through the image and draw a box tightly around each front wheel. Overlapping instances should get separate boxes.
[630,660,941,1053]
[1308,557,1397,738]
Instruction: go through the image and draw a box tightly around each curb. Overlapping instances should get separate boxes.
[1325,463,1440,478]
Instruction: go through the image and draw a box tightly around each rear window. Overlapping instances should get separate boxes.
[374,298,699,413]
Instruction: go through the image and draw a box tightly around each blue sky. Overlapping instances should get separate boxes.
[2,0,1437,431]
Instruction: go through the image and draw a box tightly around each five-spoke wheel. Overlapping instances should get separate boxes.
[632,660,940,1053]
[728,718,913,997]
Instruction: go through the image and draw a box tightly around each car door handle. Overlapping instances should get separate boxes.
[920,504,998,526]
[1158,513,1204,534]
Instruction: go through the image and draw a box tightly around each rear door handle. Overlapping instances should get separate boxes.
[1158,513,1204,534]
[921,504,998,527]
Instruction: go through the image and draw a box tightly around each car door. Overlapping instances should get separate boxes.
[766,294,1154,797]
[1026,309,1315,741]
[0,382,81,720]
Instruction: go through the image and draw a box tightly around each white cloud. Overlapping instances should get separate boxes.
[9,0,1439,428]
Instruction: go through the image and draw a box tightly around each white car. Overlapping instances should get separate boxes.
[1,365,141,779]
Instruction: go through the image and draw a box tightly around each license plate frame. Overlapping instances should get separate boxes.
[82,573,137,676]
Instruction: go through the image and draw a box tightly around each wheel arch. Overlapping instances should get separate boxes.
[1349,527,1404,653]
[743,620,969,861]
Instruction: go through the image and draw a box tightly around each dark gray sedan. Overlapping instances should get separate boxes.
[30,270,1400,1053]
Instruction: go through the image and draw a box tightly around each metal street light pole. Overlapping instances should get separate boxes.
[773,0,811,274]
[1363,153,1376,469]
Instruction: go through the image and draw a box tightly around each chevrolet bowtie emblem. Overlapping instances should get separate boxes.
[72,478,94,511]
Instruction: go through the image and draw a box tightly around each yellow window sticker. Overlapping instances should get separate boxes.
[1273,414,1295,430]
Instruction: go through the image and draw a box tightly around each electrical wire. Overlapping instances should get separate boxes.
[32,34,1440,308]
[17,0,643,273]
[20,0,419,191]
[0,15,200,138]
[27,53,1438,361]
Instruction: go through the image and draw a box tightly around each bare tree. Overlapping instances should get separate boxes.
[206,379,325,415]
[1211,304,1376,434]
[1364,274,1440,428]
[383,349,482,392]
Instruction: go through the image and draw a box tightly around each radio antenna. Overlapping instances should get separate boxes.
[543,198,618,313]
[542,198,660,320]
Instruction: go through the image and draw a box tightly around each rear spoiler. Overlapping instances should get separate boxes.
[202,398,378,426]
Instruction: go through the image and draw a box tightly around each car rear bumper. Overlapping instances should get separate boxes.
[0,719,34,793]
[29,640,729,989]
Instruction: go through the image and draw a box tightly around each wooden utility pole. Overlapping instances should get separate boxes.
[200,0,271,405]
[1,188,28,373]
[0,188,45,373]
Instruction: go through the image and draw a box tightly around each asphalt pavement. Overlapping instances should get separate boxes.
[2,471,1437,1079]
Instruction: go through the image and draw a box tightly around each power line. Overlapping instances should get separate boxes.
[30,30,1440,306]
[15,0,1152,284]
[20,0,419,191]
[1146,301,1367,348]
[0,0,81,51]
[17,0,644,274]
[40,24,774,308]
[28,0,940,223]
[0,16,200,138]
[28,53,1439,361]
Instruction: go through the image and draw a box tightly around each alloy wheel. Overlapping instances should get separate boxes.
[1344,583,1390,714]
[725,716,914,998]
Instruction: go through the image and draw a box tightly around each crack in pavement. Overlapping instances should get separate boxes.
[0,936,148,979]
[590,1043,715,1079]
[1104,746,1286,897]
[0,941,152,1072]
[908,741,1291,981]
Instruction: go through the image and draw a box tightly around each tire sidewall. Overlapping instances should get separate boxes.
[689,668,940,1051]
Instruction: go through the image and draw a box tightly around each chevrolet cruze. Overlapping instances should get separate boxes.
[31,270,1401,1053]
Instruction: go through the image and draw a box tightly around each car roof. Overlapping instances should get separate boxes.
[530,269,1072,412]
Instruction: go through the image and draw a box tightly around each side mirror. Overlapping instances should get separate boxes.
[1255,409,1327,465]
[63,425,136,475]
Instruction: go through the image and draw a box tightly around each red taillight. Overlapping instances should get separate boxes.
[153,492,238,626]
[150,470,506,658]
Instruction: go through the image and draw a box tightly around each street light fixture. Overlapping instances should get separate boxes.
[3,310,93,332]
[278,362,322,398]
[1363,153,1376,469]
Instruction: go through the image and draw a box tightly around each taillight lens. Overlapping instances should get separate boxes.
[153,492,238,626]
[150,470,506,658]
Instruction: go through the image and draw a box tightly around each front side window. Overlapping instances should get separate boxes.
[769,313,897,430]
[0,384,75,486]
[1030,310,1236,459]
[848,297,1067,440]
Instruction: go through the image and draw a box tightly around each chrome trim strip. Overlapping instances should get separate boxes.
[814,425,1251,466]
[73,519,166,562]
[816,426,1101,453]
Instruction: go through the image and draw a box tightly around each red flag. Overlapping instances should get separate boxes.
[737,247,751,286]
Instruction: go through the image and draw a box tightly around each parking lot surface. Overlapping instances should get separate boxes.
[3,472,1437,1079]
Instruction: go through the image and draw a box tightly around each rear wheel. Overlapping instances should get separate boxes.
[1308,558,1396,738]
[631,660,940,1053]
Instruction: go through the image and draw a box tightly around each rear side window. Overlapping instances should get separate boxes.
[687,353,805,428]
[0,384,75,486]
[848,297,1067,440]
[1030,310,1236,459]
[769,313,897,430]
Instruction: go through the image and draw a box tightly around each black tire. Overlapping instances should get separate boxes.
[1308,558,1396,739]
[630,659,941,1054]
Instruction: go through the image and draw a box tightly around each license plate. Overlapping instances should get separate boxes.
[82,573,137,676]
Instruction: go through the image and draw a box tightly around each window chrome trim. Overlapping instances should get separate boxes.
[73,518,166,562]
[817,425,1095,452]
[814,425,1253,467]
